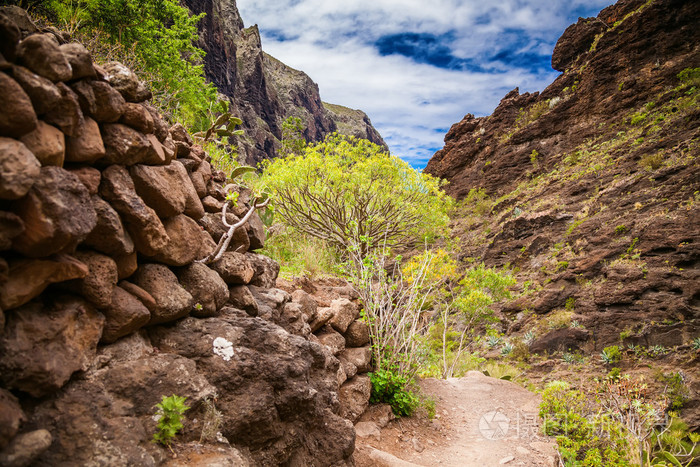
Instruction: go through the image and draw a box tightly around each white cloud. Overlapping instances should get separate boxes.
[236,0,611,168]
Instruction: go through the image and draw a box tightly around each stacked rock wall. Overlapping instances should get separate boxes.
[0,8,369,466]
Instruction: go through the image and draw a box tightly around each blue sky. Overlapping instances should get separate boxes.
[236,0,612,169]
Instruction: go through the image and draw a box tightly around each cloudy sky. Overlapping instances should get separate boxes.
[236,0,611,169]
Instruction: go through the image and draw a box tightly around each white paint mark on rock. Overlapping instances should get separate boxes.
[213,337,234,361]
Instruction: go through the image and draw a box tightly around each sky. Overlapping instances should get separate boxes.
[236,0,612,170]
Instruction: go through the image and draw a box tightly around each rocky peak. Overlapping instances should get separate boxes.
[182,0,387,165]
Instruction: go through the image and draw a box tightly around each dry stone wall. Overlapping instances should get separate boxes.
[0,8,371,466]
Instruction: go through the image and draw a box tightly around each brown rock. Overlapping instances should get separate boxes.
[310,306,335,333]
[143,104,168,141]
[84,195,134,256]
[114,251,137,280]
[12,166,96,256]
[150,214,207,266]
[99,165,168,256]
[169,122,192,145]
[65,116,105,163]
[16,33,71,82]
[118,280,157,313]
[119,102,154,134]
[339,356,357,380]
[171,160,205,219]
[345,320,370,347]
[279,301,312,337]
[228,285,259,316]
[328,298,359,334]
[246,252,280,288]
[210,252,255,285]
[43,82,84,137]
[100,123,156,166]
[189,170,207,197]
[176,262,229,317]
[247,211,266,250]
[89,80,125,123]
[551,17,607,72]
[0,296,104,397]
[131,263,193,325]
[100,286,150,343]
[198,212,250,253]
[339,346,372,373]
[65,166,100,194]
[338,375,371,422]
[103,62,151,102]
[20,120,65,166]
[10,65,61,115]
[0,429,52,467]
[59,42,95,80]
[0,6,38,39]
[144,134,167,165]
[129,163,187,218]
[0,10,21,61]
[317,326,346,355]
[0,211,23,250]
[0,388,24,450]
[0,255,88,311]
[0,137,40,199]
[291,289,318,321]
[64,250,118,309]
[202,195,224,213]
[0,71,37,138]
[530,328,590,354]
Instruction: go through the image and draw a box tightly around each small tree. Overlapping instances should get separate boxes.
[260,133,452,256]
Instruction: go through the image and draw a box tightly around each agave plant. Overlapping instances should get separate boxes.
[501,342,513,356]
[523,331,536,345]
[692,337,700,351]
[487,335,502,348]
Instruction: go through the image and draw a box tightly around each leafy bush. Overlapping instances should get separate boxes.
[369,368,420,417]
[44,0,217,130]
[260,134,452,256]
[600,345,622,364]
[678,67,700,87]
[153,394,190,446]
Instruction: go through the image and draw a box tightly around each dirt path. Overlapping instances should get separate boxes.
[354,371,559,467]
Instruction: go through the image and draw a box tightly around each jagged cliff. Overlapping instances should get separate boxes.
[181,0,387,165]
[425,0,700,424]
[0,8,375,465]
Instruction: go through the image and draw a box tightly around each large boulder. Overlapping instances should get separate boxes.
[64,116,105,163]
[0,296,104,397]
[171,160,205,219]
[345,319,370,347]
[338,375,372,422]
[103,61,151,102]
[20,120,65,166]
[99,123,157,166]
[100,286,151,343]
[0,71,37,138]
[317,326,346,356]
[228,285,259,316]
[71,79,125,123]
[328,298,359,334]
[176,262,229,317]
[63,250,118,309]
[131,263,193,325]
[0,429,52,467]
[246,252,280,288]
[43,82,84,137]
[338,346,372,374]
[0,255,88,311]
[59,42,95,80]
[119,102,154,134]
[129,163,188,218]
[11,166,96,257]
[11,65,62,116]
[148,313,354,466]
[16,33,71,81]
[210,252,255,285]
[150,214,213,266]
[84,195,135,256]
[0,137,40,200]
[99,165,168,256]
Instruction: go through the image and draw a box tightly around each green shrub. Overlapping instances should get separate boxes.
[678,67,700,87]
[153,394,190,446]
[369,368,419,417]
[615,225,628,234]
[600,345,622,364]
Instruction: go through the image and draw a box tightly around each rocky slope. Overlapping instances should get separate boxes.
[425,0,699,424]
[0,8,374,465]
[182,0,387,165]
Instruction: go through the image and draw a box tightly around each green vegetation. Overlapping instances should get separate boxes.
[41,0,218,130]
[260,134,452,256]
[600,345,622,364]
[280,116,307,156]
[369,368,420,417]
[152,394,190,446]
